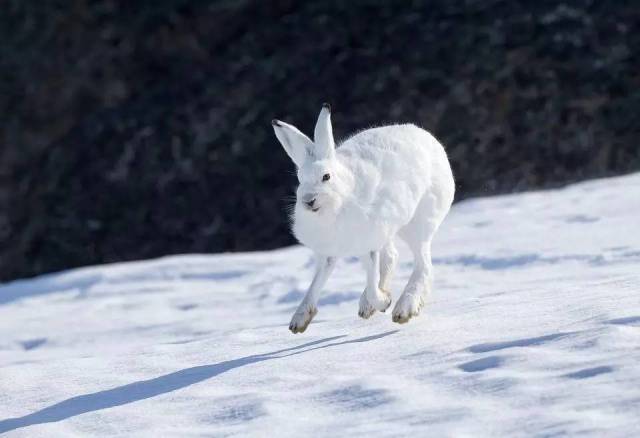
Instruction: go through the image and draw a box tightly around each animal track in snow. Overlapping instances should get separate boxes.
[607,316,640,326]
[19,338,47,351]
[564,214,600,224]
[458,355,504,372]
[467,332,572,353]
[320,385,393,411]
[563,366,613,380]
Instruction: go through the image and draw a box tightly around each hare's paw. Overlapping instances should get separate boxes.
[358,288,391,319]
[358,292,377,319]
[392,293,424,324]
[368,288,392,312]
[289,305,318,334]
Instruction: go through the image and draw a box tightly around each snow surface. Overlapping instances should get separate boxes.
[1,173,640,437]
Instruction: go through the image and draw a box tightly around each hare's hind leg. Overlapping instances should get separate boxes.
[393,193,448,324]
[358,250,393,319]
[392,236,434,324]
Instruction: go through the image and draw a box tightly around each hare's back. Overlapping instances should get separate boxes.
[338,124,442,224]
[338,124,436,177]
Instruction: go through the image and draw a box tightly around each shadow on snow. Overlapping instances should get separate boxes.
[0,330,397,434]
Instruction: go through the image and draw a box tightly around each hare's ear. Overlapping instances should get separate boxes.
[272,119,313,167]
[313,103,335,159]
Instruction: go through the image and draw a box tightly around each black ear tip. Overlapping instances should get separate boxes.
[322,102,331,111]
[271,119,281,126]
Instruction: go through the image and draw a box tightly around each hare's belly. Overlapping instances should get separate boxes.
[293,212,394,256]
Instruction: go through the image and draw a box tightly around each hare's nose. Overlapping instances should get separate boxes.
[305,198,316,208]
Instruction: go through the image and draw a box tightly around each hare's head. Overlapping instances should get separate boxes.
[272,104,349,216]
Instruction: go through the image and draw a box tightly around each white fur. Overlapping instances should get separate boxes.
[272,104,455,333]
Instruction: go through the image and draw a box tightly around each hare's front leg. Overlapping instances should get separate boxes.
[358,251,392,319]
[289,256,335,334]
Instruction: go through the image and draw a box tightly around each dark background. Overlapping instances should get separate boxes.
[1,0,638,282]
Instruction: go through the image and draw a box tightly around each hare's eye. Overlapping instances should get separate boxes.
[322,173,331,182]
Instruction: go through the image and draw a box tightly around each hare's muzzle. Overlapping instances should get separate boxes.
[301,195,320,212]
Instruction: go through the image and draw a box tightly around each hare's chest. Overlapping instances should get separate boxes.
[293,208,392,256]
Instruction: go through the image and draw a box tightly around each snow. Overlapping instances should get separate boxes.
[1,173,640,437]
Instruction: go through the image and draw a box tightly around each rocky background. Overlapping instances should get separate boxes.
[1,0,638,281]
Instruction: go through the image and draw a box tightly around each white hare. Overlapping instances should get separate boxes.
[272,104,455,333]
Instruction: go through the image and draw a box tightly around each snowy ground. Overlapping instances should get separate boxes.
[1,173,640,437]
